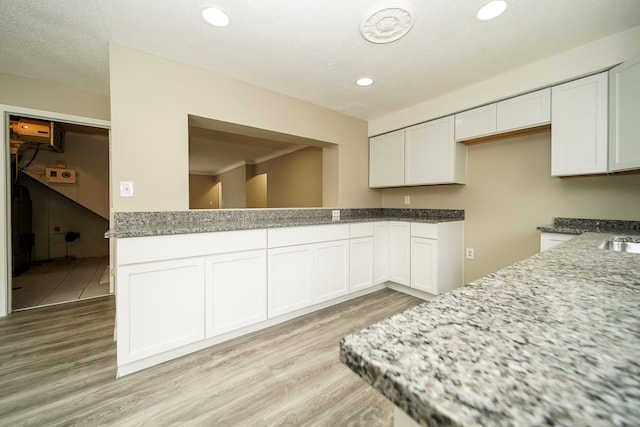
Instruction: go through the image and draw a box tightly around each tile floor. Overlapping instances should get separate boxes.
[11,256,110,311]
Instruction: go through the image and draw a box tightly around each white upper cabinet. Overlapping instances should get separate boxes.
[496,88,551,132]
[369,116,466,187]
[369,129,405,188]
[454,104,497,141]
[551,72,608,176]
[609,55,640,172]
[405,116,466,185]
[455,88,551,142]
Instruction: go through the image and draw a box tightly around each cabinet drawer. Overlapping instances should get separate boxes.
[349,222,375,238]
[268,224,349,248]
[410,222,438,239]
[117,229,267,265]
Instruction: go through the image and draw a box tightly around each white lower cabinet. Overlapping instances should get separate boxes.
[204,249,267,338]
[116,229,267,374]
[410,237,438,294]
[115,220,465,376]
[267,245,315,317]
[316,240,350,302]
[117,257,205,365]
[388,222,411,285]
[350,222,375,292]
[409,221,464,295]
[267,224,350,318]
[350,236,375,292]
[374,222,390,284]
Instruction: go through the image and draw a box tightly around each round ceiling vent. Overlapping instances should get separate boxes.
[360,2,416,44]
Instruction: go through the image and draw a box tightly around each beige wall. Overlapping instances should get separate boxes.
[246,173,267,208]
[189,174,219,209]
[0,73,110,121]
[254,147,323,208]
[381,132,640,282]
[216,165,247,209]
[109,44,377,212]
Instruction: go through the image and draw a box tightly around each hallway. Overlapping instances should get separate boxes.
[11,256,110,310]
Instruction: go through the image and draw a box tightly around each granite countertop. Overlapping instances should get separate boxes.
[537,217,640,235]
[340,232,640,426]
[105,208,465,238]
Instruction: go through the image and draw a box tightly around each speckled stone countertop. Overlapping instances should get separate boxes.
[340,232,640,426]
[105,208,464,238]
[537,217,640,235]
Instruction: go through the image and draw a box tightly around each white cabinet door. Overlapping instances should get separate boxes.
[497,88,551,132]
[369,129,405,188]
[204,249,267,338]
[609,55,640,172]
[268,245,314,318]
[374,222,389,284]
[350,236,375,292]
[405,116,464,185]
[551,72,608,176]
[117,257,205,365]
[410,237,438,294]
[454,104,497,141]
[316,240,350,302]
[388,222,410,285]
[409,221,464,296]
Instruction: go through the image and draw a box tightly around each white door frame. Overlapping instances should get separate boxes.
[1,104,111,317]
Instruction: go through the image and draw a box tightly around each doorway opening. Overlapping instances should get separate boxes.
[7,113,110,311]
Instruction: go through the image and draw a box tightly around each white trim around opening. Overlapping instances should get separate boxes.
[1,104,111,317]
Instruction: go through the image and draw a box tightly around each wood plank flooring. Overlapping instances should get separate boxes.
[0,288,423,426]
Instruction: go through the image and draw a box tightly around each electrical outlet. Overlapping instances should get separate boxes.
[465,248,475,259]
[404,195,410,205]
[120,181,134,197]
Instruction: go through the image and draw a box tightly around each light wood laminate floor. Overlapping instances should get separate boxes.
[0,288,423,426]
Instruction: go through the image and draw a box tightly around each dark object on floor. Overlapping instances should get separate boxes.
[65,231,81,242]
[11,184,34,276]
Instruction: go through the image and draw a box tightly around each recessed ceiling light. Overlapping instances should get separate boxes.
[202,6,230,27]
[477,0,507,21]
[356,77,374,87]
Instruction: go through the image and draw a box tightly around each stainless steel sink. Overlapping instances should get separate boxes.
[599,236,640,254]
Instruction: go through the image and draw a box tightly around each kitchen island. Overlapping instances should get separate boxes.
[340,232,640,426]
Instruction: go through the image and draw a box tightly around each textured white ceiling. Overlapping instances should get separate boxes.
[1,0,639,121]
